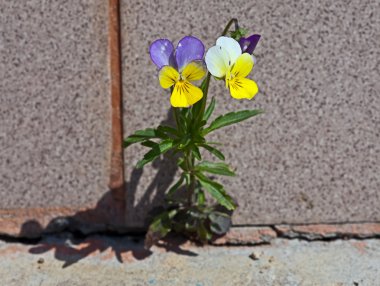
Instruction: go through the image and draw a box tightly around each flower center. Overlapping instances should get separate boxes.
[225,68,236,90]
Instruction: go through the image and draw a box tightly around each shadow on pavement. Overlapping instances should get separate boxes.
[27,232,152,268]
[18,109,197,267]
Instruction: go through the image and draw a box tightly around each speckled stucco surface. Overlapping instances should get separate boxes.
[0,1,110,208]
[121,0,380,227]
[1,236,380,285]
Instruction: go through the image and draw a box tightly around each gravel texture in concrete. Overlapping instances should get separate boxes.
[1,234,380,285]
[0,1,111,208]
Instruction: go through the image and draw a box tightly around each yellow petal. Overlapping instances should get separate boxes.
[229,77,258,100]
[159,66,180,89]
[181,61,206,82]
[231,53,254,78]
[170,80,203,108]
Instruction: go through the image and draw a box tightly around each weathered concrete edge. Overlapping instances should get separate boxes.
[211,223,380,245]
[273,223,380,240]
[212,226,277,245]
[0,204,126,239]
[0,208,78,239]
[1,211,380,242]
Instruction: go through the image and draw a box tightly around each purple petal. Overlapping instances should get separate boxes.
[239,34,261,54]
[175,36,205,71]
[149,39,174,69]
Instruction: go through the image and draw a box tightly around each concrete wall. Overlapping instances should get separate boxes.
[122,0,380,227]
[0,1,115,236]
[0,0,379,236]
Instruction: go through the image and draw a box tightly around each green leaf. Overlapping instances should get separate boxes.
[193,76,211,112]
[196,172,236,210]
[146,209,178,248]
[202,109,264,135]
[177,157,186,170]
[167,174,185,196]
[192,74,211,128]
[200,75,211,91]
[135,128,157,136]
[172,107,182,133]
[205,141,222,146]
[124,128,168,148]
[192,145,202,161]
[199,120,207,127]
[197,221,213,242]
[178,135,191,149]
[196,188,206,206]
[179,109,190,131]
[188,208,207,219]
[184,222,197,232]
[140,140,158,148]
[149,210,176,234]
[157,125,180,138]
[209,211,232,235]
[199,143,225,160]
[195,161,235,176]
[136,139,175,168]
[230,27,248,41]
[203,96,216,121]
[184,173,191,186]
[192,133,206,145]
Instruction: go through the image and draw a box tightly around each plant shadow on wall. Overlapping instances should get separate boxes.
[18,110,196,268]
[18,209,152,268]
[20,203,196,268]
[19,209,154,268]
[124,108,181,229]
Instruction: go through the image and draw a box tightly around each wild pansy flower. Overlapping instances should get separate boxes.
[205,36,258,100]
[239,34,260,65]
[149,36,206,108]
[238,34,260,54]
[126,20,264,245]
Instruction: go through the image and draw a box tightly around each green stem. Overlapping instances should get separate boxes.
[185,149,195,207]
[194,73,211,125]
[195,18,238,124]
[173,107,181,132]
[184,19,240,207]
[221,18,238,36]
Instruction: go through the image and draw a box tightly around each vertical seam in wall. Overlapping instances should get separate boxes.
[108,0,125,200]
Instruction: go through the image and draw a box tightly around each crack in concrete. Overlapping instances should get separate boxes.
[270,225,380,242]
[0,233,42,245]
[0,231,144,245]
[2,224,380,247]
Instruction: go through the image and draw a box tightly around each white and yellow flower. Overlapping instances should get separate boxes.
[205,36,258,100]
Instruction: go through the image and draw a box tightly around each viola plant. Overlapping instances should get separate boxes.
[150,36,206,107]
[124,19,263,245]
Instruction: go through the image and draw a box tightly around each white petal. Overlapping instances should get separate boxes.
[205,45,230,78]
[252,54,257,66]
[216,36,242,65]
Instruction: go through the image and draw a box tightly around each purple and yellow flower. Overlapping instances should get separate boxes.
[205,36,258,100]
[149,36,206,108]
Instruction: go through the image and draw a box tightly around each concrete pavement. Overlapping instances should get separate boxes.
[1,234,380,285]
